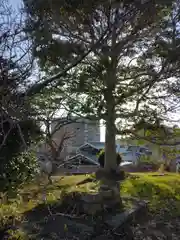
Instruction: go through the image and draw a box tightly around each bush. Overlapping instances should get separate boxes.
[0,151,39,194]
[0,118,41,167]
[0,117,42,194]
[138,155,153,163]
[97,149,122,168]
[121,173,180,215]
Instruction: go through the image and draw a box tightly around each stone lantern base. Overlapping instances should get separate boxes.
[81,168,125,215]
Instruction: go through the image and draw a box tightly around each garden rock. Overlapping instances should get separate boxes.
[105,200,147,229]
[83,202,103,215]
[81,193,103,203]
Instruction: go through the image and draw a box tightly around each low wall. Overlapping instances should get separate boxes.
[53,162,167,176]
[53,165,99,175]
[121,163,159,172]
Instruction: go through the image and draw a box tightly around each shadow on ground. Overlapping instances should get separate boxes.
[21,202,94,240]
[21,197,180,240]
[2,174,180,240]
[20,191,135,240]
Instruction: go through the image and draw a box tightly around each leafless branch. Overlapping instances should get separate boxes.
[0,0,36,155]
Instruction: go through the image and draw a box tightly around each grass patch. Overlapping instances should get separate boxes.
[121,172,180,216]
[0,175,96,237]
[0,173,179,239]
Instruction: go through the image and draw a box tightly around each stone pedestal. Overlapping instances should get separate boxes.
[98,178,122,211]
[96,168,125,210]
[81,168,125,215]
[81,193,103,214]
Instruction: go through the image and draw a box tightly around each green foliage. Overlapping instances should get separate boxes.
[138,155,153,163]
[7,229,27,240]
[97,148,122,168]
[121,173,180,215]
[96,148,104,158]
[0,173,179,239]
[161,146,176,158]
[23,0,179,171]
[0,50,42,194]
[0,117,42,193]
[22,0,178,130]
[24,0,174,105]
[31,88,64,116]
[134,121,180,146]
[0,151,39,193]
[137,139,146,145]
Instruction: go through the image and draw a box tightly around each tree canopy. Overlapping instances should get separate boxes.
[23,0,180,171]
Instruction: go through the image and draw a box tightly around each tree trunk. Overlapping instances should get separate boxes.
[96,69,123,210]
[104,91,117,172]
[104,53,118,173]
[47,139,57,159]
[94,18,123,212]
[104,17,118,172]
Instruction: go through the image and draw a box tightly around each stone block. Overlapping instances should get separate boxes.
[81,193,102,203]
[99,184,110,191]
[104,199,122,209]
[112,187,120,197]
[83,203,102,215]
[105,201,147,228]
[105,209,136,228]
[99,189,113,199]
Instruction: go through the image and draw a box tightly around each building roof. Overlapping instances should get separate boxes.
[67,153,99,166]
[79,142,128,153]
[63,153,133,167]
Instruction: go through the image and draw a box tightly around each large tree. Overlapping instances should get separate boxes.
[24,0,176,174]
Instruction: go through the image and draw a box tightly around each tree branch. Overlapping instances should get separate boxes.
[25,28,110,96]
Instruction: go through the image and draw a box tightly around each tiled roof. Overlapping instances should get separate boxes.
[67,153,99,165]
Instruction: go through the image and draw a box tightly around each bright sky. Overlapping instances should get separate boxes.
[10,0,20,5]
[9,0,21,9]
